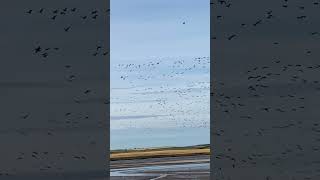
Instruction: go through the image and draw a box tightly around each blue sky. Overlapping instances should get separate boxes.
[110,0,210,149]
[111,0,210,61]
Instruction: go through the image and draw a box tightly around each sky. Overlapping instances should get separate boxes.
[111,0,209,61]
[110,0,210,150]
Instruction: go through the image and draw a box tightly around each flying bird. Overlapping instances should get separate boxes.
[228,34,236,40]
[64,26,71,32]
[34,46,41,53]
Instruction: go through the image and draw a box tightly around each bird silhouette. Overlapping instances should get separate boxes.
[34,46,41,53]
[51,15,57,20]
[92,15,98,19]
[228,34,236,40]
[64,26,71,32]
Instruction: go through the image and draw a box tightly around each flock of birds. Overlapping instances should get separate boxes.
[0,149,97,176]
[27,7,110,60]
[0,7,110,176]
[212,0,320,179]
[33,44,108,60]
[213,61,320,118]
[212,0,320,42]
[111,56,210,130]
[26,7,110,32]
[9,1,319,179]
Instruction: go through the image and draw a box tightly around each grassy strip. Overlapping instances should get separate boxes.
[110,144,210,161]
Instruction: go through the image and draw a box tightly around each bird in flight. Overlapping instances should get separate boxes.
[21,113,30,119]
[64,26,71,32]
[84,90,91,94]
[34,46,41,53]
[228,34,236,40]
[253,20,262,26]
[42,52,48,58]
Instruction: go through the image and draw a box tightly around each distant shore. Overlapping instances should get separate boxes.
[110,144,210,161]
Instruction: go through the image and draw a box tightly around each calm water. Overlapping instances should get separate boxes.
[111,127,209,150]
